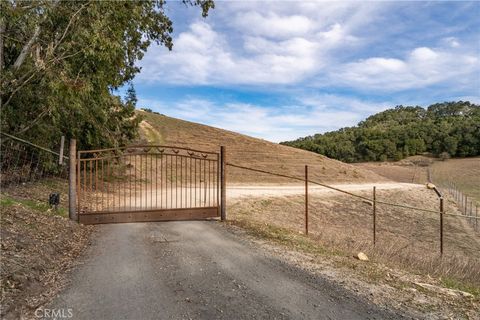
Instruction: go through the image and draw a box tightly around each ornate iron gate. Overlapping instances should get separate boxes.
[76,145,223,224]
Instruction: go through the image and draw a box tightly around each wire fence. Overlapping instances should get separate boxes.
[0,132,69,187]
[428,167,479,231]
[440,181,478,231]
[226,162,479,257]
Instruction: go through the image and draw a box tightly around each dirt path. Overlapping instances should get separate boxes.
[47,221,404,319]
[227,182,422,199]
[109,182,423,211]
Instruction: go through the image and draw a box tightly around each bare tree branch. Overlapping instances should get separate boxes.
[13,25,40,69]
[13,0,60,70]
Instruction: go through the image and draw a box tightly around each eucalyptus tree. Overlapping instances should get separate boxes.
[0,0,214,149]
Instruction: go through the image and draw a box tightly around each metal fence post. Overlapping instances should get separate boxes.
[440,197,444,256]
[373,186,376,247]
[69,139,77,221]
[305,165,309,235]
[220,146,226,221]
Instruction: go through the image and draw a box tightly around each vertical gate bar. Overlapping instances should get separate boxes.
[101,159,104,211]
[118,154,123,212]
[118,156,121,211]
[176,155,178,208]
[204,159,207,206]
[115,157,118,211]
[165,154,168,209]
[114,157,117,211]
[180,156,183,209]
[184,156,187,208]
[216,153,220,209]
[207,159,210,207]
[220,146,226,221]
[146,153,148,209]
[89,159,93,212]
[135,154,137,209]
[68,139,77,221]
[180,155,182,208]
[150,153,153,210]
[305,165,308,235]
[373,186,376,246]
[190,157,192,207]
[105,159,108,211]
[145,154,147,210]
[140,154,142,210]
[129,155,132,211]
[161,154,163,208]
[194,158,197,207]
[170,155,173,209]
[197,158,200,207]
[77,153,81,217]
[95,160,98,211]
[156,154,158,208]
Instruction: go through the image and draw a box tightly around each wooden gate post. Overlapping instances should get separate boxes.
[305,165,309,235]
[69,139,77,221]
[220,146,226,221]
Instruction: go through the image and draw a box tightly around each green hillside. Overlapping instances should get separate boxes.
[281,101,480,162]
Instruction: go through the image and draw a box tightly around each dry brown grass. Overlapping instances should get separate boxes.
[430,157,480,203]
[354,156,479,204]
[137,111,387,184]
[353,156,431,184]
[228,187,480,289]
[0,179,92,319]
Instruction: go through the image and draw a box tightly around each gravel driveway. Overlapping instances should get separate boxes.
[48,221,404,319]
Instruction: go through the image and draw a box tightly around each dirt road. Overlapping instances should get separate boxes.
[116,182,422,210]
[227,182,422,199]
[48,221,404,319]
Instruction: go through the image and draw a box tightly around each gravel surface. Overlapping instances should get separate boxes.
[48,221,405,319]
[227,182,422,199]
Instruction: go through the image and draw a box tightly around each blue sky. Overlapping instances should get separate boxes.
[131,1,480,142]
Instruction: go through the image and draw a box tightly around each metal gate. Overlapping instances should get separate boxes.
[76,145,224,224]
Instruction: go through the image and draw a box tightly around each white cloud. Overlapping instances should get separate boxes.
[442,37,460,48]
[138,95,392,142]
[136,2,374,86]
[233,11,315,39]
[138,21,323,85]
[332,46,479,91]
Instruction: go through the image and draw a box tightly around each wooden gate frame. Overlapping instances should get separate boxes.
[69,140,226,224]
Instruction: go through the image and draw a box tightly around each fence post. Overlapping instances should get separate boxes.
[373,186,376,247]
[69,139,77,221]
[58,136,65,165]
[305,165,309,235]
[440,197,444,256]
[220,146,226,221]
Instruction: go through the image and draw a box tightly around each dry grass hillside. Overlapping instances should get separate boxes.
[353,155,432,184]
[354,156,480,202]
[137,111,386,184]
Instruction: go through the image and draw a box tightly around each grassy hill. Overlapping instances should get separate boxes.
[137,110,386,184]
